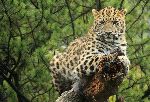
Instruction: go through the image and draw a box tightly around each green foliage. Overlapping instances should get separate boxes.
[0,0,150,102]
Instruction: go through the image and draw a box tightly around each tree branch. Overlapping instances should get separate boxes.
[56,89,84,102]
[0,71,30,102]
[95,0,101,10]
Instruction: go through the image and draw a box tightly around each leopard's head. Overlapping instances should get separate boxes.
[92,6,127,45]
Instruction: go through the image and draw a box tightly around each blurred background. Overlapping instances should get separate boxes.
[0,0,150,102]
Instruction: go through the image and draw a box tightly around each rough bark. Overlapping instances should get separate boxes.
[56,89,84,102]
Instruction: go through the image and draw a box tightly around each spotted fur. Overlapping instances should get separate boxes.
[50,6,130,94]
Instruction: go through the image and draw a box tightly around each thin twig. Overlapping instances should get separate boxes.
[60,5,94,28]
[126,0,142,15]
[126,0,149,32]
[119,0,124,9]
[23,0,44,35]
[65,0,75,39]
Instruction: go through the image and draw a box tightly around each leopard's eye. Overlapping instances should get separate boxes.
[112,21,118,25]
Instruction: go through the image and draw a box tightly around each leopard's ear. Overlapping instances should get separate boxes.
[120,9,127,15]
[92,9,98,17]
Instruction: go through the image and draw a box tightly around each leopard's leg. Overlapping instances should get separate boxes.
[50,58,72,94]
[118,55,130,75]
[51,71,72,94]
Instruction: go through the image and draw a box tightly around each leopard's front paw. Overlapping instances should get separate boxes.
[118,56,130,75]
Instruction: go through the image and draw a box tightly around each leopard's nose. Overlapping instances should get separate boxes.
[105,32,112,38]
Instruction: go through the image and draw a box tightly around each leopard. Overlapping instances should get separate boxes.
[50,6,130,95]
